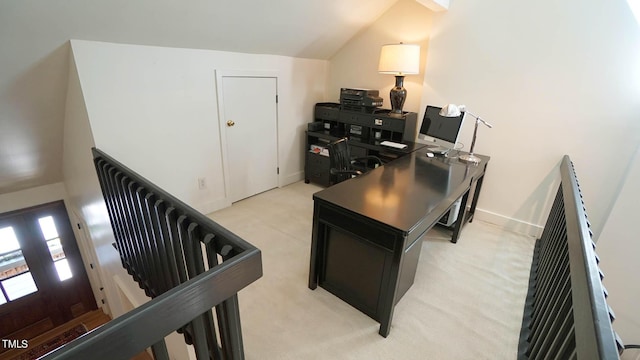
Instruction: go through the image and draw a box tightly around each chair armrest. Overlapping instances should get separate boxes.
[354,156,383,166]
[330,168,363,176]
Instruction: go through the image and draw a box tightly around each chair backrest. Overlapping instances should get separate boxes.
[327,138,353,184]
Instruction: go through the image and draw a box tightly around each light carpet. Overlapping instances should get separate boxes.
[208,181,536,360]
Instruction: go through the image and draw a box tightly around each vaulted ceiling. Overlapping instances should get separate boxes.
[0,0,408,195]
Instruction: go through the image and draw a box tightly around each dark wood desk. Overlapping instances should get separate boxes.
[308,149,489,337]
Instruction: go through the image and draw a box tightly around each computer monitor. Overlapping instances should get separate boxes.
[417,105,465,153]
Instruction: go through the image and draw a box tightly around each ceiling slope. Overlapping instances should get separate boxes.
[0,0,399,195]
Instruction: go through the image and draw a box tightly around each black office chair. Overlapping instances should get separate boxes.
[327,138,382,185]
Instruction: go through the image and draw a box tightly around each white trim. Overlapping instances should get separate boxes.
[473,207,544,238]
[68,208,110,315]
[282,170,304,187]
[199,196,231,215]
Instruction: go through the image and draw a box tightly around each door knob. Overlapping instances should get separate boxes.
[227,120,235,127]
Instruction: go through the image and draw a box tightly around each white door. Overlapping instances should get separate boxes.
[221,76,278,203]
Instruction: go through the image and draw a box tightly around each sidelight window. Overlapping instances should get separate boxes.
[38,216,72,281]
[0,226,38,302]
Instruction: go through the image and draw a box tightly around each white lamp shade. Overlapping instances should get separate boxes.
[378,44,420,75]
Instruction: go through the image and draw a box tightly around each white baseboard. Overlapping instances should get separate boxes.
[197,197,231,215]
[197,171,303,215]
[197,172,305,215]
[281,170,304,187]
[473,208,544,238]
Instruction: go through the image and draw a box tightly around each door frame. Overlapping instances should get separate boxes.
[215,69,281,206]
[68,209,109,315]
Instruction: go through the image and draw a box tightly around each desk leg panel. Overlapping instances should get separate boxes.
[377,231,411,338]
[467,169,486,223]
[396,235,424,303]
[321,226,392,319]
[451,187,471,243]
[309,200,404,336]
[308,202,323,290]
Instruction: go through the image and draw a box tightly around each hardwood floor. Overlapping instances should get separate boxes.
[0,309,153,360]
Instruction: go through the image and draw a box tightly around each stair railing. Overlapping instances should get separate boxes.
[518,155,621,359]
[42,148,262,360]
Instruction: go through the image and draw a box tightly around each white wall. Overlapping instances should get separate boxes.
[70,39,327,215]
[421,0,640,237]
[597,145,640,346]
[330,0,640,237]
[63,40,329,360]
[0,182,68,213]
[62,50,132,320]
[421,0,640,347]
[328,0,435,115]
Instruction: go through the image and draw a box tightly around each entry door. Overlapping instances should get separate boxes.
[0,201,96,338]
[221,76,278,203]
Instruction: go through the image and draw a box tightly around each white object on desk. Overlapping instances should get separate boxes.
[380,141,408,149]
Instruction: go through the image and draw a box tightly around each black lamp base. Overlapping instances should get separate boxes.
[389,75,406,118]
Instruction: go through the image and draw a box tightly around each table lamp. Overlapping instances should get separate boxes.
[378,43,420,118]
[440,104,493,164]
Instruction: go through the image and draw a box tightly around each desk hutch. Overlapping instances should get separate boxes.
[304,103,419,186]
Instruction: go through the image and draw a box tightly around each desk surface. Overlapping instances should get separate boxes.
[313,150,490,234]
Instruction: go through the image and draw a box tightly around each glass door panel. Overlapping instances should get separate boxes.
[2,273,38,301]
[38,216,72,281]
[54,258,72,281]
[0,226,38,301]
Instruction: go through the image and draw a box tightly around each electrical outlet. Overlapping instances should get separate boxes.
[197,177,206,190]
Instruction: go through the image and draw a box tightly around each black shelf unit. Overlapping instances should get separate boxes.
[305,102,418,187]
